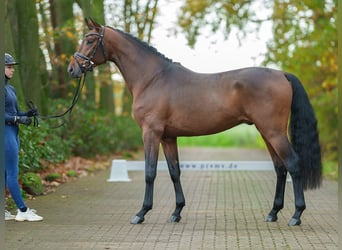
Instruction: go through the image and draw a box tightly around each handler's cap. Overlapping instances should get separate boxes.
[5,53,19,65]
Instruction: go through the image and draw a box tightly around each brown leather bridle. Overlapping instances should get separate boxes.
[73,25,107,73]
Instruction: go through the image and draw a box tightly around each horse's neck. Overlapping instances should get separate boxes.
[108,30,167,96]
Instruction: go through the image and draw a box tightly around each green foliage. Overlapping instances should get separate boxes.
[54,103,142,157]
[312,88,338,161]
[21,172,44,195]
[44,173,62,182]
[66,170,78,177]
[323,161,338,181]
[18,98,142,175]
[5,197,16,210]
[178,0,255,47]
[19,122,68,172]
[263,0,337,165]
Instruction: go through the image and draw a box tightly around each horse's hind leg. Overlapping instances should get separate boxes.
[286,146,306,226]
[161,138,185,223]
[262,134,305,226]
[264,141,288,222]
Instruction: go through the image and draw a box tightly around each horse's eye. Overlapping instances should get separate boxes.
[87,39,95,45]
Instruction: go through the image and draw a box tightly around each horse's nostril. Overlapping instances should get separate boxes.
[68,66,73,73]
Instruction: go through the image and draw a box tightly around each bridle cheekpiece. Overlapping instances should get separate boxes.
[73,25,107,73]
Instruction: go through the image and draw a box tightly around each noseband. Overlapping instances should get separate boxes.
[74,26,107,73]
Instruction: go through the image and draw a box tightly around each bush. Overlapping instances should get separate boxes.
[19,122,69,172]
[66,170,78,177]
[18,99,142,174]
[44,173,62,182]
[56,106,142,157]
[21,172,44,195]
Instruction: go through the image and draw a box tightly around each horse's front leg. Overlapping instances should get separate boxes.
[130,130,161,224]
[161,138,185,223]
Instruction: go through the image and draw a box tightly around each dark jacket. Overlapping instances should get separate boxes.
[5,78,26,124]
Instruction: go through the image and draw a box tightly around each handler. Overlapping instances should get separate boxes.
[4,53,43,221]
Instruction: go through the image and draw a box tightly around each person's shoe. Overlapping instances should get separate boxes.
[5,210,15,221]
[15,208,43,222]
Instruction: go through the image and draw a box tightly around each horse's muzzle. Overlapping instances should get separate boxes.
[67,63,82,78]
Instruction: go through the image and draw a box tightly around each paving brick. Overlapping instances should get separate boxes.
[5,148,337,249]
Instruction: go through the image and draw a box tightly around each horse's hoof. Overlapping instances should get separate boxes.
[168,215,181,223]
[130,215,144,224]
[288,218,301,226]
[265,214,277,222]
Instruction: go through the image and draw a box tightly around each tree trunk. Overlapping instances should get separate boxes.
[49,0,77,98]
[6,0,47,112]
[78,0,115,113]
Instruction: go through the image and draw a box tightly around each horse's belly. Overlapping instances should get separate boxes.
[164,117,243,137]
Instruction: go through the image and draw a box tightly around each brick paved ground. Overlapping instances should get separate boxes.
[5,148,338,249]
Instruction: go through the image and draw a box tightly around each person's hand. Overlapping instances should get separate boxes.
[27,108,39,117]
[17,116,32,126]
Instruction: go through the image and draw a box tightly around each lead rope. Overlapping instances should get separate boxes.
[27,73,87,128]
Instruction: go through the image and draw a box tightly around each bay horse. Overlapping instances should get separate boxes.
[68,18,322,226]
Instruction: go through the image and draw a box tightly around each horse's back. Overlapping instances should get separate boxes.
[166,66,292,116]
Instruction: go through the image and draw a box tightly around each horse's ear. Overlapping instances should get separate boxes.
[85,17,101,30]
[85,17,93,30]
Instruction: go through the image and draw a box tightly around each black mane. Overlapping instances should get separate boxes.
[107,27,174,63]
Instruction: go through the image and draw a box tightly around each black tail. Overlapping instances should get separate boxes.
[285,73,322,190]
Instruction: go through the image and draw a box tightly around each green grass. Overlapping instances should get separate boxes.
[177,124,266,148]
[322,161,338,181]
[177,124,337,180]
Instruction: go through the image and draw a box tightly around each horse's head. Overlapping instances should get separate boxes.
[68,18,107,78]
